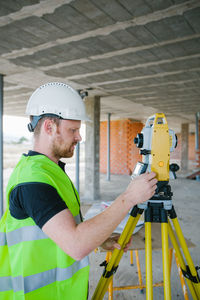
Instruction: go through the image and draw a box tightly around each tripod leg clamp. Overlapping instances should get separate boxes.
[100,260,119,278]
[181,265,200,283]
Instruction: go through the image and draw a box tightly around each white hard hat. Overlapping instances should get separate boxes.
[26,82,90,131]
[26,82,89,120]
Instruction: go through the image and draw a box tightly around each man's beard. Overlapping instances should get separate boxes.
[52,138,77,159]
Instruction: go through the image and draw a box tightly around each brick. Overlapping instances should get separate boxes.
[100,119,143,175]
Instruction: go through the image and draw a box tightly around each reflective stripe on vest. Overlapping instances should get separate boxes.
[0,226,47,246]
[0,213,81,247]
[0,256,89,293]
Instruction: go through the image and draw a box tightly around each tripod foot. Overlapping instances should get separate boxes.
[140,288,144,294]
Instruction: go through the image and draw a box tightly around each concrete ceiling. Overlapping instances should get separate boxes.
[0,0,200,132]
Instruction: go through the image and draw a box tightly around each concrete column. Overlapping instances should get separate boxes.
[195,113,200,181]
[0,75,3,218]
[107,113,111,181]
[84,96,100,201]
[195,113,199,152]
[181,123,189,171]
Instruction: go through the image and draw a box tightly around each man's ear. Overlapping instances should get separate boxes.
[43,119,56,135]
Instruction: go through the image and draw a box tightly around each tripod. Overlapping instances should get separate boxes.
[91,183,200,300]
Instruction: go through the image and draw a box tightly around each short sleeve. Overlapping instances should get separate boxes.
[9,182,68,228]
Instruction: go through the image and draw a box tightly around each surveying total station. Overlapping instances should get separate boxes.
[92,113,200,300]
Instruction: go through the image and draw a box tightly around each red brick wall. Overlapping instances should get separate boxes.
[189,133,195,160]
[100,119,143,175]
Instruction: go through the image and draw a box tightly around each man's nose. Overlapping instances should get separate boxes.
[75,133,82,142]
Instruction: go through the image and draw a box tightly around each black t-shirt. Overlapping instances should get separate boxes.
[9,151,69,228]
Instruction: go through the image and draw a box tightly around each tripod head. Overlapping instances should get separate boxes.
[133,113,179,208]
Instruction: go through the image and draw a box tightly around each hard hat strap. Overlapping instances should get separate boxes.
[27,114,63,132]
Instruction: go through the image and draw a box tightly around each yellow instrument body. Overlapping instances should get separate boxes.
[150,113,170,182]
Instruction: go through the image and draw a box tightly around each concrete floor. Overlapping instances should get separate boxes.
[81,174,200,300]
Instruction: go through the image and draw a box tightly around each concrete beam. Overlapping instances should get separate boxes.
[0,0,74,27]
[39,33,200,73]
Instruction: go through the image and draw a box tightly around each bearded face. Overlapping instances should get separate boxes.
[51,119,81,159]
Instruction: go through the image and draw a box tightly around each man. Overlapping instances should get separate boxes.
[0,82,157,299]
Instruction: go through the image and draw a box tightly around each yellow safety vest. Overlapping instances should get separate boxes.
[0,154,89,299]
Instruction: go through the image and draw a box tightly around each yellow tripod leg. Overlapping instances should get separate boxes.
[171,217,200,297]
[174,251,190,300]
[135,250,144,293]
[145,222,153,300]
[107,252,113,300]
[161,222,171,300]
[92,209,142,300]
[168,220,198,300]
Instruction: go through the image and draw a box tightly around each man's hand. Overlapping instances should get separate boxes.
[122,172,157,209]
[101,234,132,253]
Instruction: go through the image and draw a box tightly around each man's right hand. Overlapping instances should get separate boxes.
[122,172,157,209]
